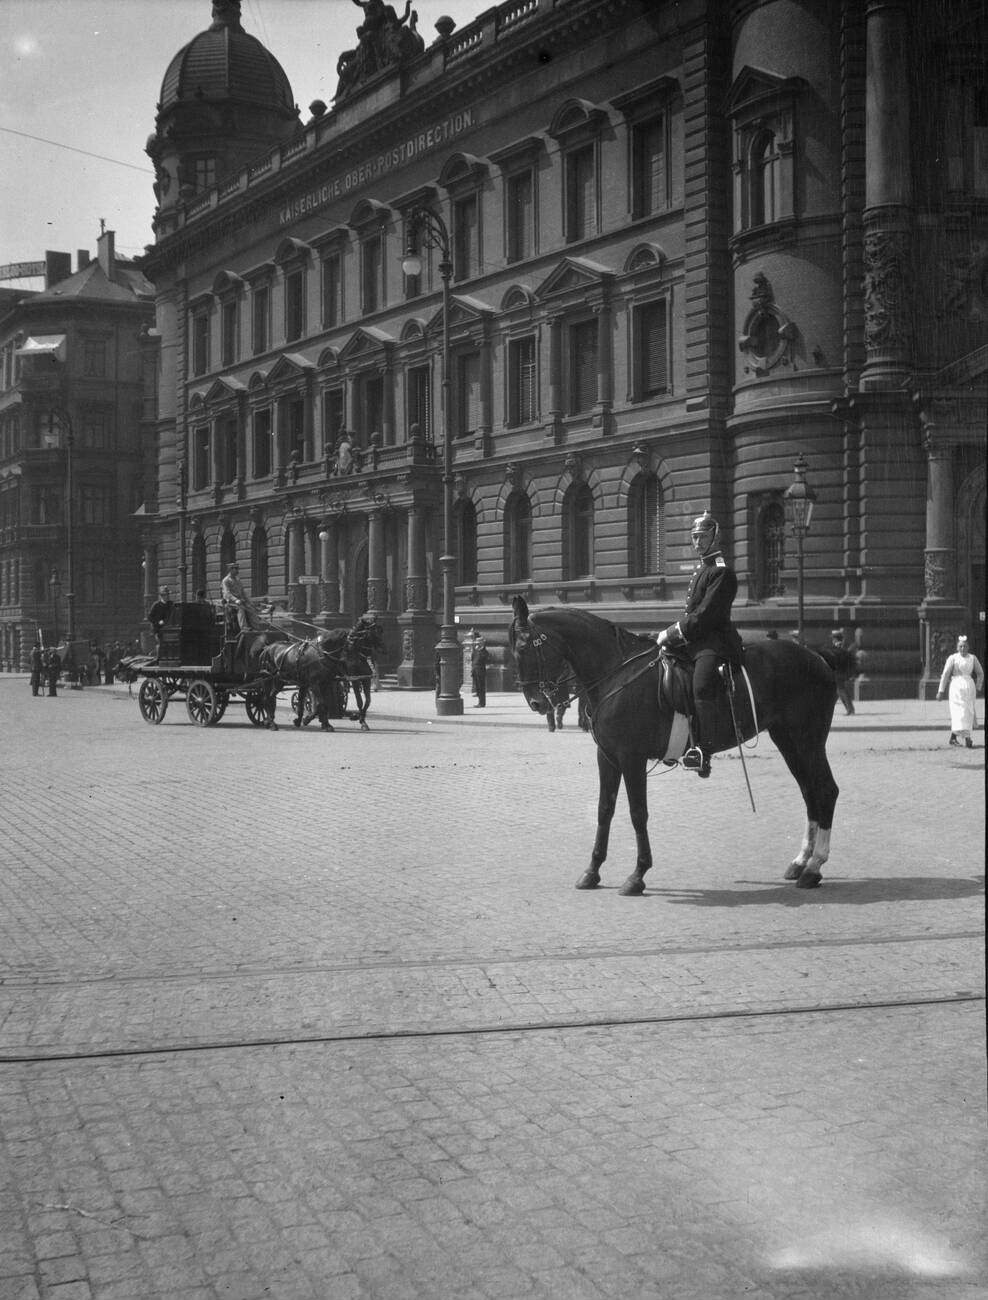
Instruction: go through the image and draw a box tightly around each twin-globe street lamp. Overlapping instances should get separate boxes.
[784,453,817,644]
[400,208,464,716]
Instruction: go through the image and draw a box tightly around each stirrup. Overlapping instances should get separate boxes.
[682,745,711,778]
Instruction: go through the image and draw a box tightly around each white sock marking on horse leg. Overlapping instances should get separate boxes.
[809,827,831,873]
[793,820,818,868]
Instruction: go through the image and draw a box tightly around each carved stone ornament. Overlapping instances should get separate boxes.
[862,229,910,350]
[632,443,650,471]
[738,272,798,375]
[923,550,954,601]
[405,576,428,610]
[564,452,584,480]
[454,473,467,498]
[334,0,426,103]
[939,238,988,323]
[504,462,519,486]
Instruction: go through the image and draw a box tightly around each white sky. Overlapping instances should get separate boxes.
[0,0,474,275]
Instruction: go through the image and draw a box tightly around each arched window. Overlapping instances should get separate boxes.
[455,499,478,586]
[251,527,269,598]
[504,492,532,584]
[750,130,781,226]
[220,529,237,574]
[191,534,207,594]
[628,473,662,576]
[757,500,786,598]
[563,482,594,579]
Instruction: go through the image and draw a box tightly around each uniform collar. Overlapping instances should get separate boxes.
[698,548,723,566]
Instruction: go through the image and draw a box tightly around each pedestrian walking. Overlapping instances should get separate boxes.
[936,634,984,748]
[471,636,489,708]
[29,644,43,696]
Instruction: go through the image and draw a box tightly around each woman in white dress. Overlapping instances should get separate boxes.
[936,635,984,748]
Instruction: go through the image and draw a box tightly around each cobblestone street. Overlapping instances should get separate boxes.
[1,678,984,1299]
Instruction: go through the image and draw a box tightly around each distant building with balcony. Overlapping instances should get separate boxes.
[0,233,155,669]
[140,0,986,695]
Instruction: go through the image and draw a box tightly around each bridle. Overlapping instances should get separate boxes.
[515,619,659,712]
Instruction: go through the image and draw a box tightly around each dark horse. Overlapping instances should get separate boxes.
[315,619,384,730]
[509,597,839,894]
[250,634,348,731]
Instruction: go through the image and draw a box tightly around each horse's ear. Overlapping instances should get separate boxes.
[512,595,530,626]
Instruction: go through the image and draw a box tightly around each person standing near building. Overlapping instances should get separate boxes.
[471,636,489,708]
[45,647,61,697]
[936,634,984,748]
[830,629,857,715]
[29,643,44,696]
[221,563,262,632]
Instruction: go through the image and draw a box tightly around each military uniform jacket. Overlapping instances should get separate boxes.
[668,552,741,659]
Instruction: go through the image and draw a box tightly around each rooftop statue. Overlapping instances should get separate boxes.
[335,0,425,101]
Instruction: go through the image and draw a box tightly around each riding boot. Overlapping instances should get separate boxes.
[684,699,717,778]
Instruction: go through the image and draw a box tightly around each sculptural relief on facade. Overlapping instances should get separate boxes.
[863,229,910,350]
[335,0,425,102]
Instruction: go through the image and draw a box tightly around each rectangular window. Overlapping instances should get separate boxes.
[507,336,537,426]
[564,144,595,243]
[322,387,344,455]
[221,299,237,366]
[285,268,304,342]
[81,410,109,449]
[506,170,533,263]
[252,286,269,355]
[83,338,107,377]
[192,312,209,376]
[80,557,106,604]
[286,397,306,460]
[407,365,432,439]
[362,235,381,314]
[455,351,481,435]
[635,300,668,397]
[220,417,238,484]
[252,408,272,478]
[192,425,210,490]
[568,320,598,414]
[356,372,383,440]
[631,116,665,217]
[453,194,479,280]
[322,254,342,327]
[194,157,216,193]
[79,483,111,525]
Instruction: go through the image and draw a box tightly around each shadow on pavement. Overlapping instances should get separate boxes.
[648,875,985,907]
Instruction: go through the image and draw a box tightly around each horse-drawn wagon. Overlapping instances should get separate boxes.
[124,602,281,727]
[122,602,382,730]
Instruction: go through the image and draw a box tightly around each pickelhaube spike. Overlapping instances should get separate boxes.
[691,510,718,533]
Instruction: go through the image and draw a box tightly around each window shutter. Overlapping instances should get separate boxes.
[570,320,598,413]
[639,302,667,396]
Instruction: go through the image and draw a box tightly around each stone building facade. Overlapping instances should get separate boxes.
[0,234,155,669]
[139,0,987,695]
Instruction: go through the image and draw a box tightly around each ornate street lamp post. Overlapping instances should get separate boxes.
[401,208,463,716]
[784,454,817,644]
[49,567,61,646]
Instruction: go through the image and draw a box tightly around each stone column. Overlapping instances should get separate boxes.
[366,508,387,613]
[860,0,912,390]
[320,522,340,615]
[286,517,304,612]
[382,361,395,446]
[476,332,493,454]
[545,315,563,442]
[397,504,436,688]
[594,300,612,430]
[917,419,966,697]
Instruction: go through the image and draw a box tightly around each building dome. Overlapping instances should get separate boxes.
[159,0,295,116]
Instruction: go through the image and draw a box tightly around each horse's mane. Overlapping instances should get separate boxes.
[530,607,654,658]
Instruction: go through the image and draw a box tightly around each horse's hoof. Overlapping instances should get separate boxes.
[575,871,600,890]
[795,869,822,889]
[267,722,278,731]
[618,878,645,896]
[360,722,369,731]
[784,861,805,881]
[292,717,301,728]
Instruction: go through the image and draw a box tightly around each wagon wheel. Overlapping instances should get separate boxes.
[186,679,219,726]
[213,690,229,722]
[244,691,272,727]
[336,679,349,715]
[291,689,301,714]
[138,677,168,724]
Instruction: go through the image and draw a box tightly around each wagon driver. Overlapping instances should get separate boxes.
[653,510,743,779]
[221,562,262,632]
